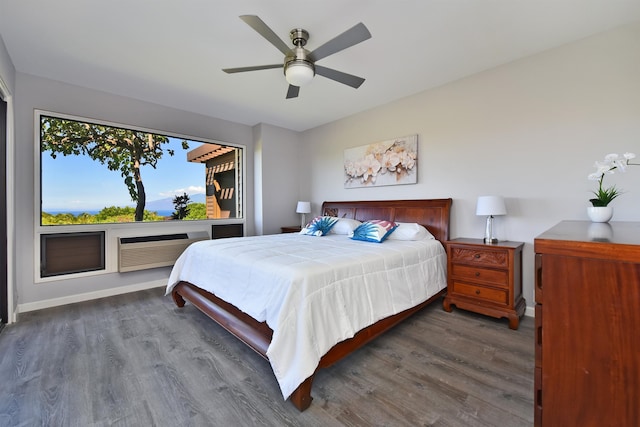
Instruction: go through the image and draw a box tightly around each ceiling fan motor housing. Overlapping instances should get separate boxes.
[284,28,315,79]
[289,28,309,47]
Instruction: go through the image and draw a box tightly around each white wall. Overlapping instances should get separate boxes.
[6,22,640,315]
[301,22,640,312]
[253,123,303,235]
[253,124,265,235]
[13,73,256,309]
[0,35,15,93]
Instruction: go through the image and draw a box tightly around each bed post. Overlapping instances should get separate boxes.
[289,375,314,411]
[172,289,186,307]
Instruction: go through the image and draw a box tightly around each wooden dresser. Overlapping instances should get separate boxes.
[534,221,640,427]
[443,238,525,329]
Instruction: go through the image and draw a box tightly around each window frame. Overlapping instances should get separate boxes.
[33,109,246,282]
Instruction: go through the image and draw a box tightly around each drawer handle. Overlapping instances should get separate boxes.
[475,272,480,277]
[474,254,481,259]
[475,290,481,295]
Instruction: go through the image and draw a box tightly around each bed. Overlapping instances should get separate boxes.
[167,198,452,411]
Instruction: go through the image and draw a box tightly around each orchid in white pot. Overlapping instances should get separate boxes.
[588,152,638,207]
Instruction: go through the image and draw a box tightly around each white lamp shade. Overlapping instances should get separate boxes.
[476,196,507,216]
[285,62,314,87]
[296,201,311,214]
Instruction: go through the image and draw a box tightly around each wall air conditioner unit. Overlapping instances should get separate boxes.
[118,231,208,272]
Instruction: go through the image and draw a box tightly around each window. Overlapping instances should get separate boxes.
[38,112,244,226]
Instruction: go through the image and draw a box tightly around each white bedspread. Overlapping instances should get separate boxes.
[166,233,447,399]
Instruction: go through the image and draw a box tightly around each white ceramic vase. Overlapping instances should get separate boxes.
[587,206,613,223]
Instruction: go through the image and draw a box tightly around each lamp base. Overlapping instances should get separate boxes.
[484,215,499,244]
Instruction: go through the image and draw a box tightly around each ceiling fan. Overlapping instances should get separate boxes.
[223,15,372,99]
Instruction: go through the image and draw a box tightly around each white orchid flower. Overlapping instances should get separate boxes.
[589,151,638,207]
[594,161,614,174]
[615,159,627,172]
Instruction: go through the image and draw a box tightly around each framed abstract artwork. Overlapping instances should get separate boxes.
[344,134,418,188]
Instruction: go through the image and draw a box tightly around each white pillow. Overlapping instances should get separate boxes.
[386,222,435,240]
[329,218,362,235]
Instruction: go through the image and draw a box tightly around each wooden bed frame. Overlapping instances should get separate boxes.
[171,198,452,411]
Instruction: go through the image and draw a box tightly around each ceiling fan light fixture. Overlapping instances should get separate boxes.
[285,61,315,87]
[224,16,371,98]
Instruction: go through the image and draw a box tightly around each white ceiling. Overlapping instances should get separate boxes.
[1,1,639,131]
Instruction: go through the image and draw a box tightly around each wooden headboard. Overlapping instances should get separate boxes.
[322,199,452,242]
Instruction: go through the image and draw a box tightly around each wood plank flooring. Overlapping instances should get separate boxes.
[0,288,534,426]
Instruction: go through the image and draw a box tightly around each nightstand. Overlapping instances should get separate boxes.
[443,238,525,329]
[281,226,301,233]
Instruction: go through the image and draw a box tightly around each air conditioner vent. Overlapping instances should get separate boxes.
[118,232,208,272]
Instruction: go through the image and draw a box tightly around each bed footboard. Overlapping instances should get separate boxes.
[172,280,446,411]
[172,281,315,410]
[172,281,272,359]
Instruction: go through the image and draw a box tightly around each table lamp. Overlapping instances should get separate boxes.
[476,196,506,244]
[296,201,311,228]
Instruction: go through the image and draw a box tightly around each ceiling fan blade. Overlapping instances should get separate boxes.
[315,65,365,89]
[223,64,283,73]
[309,22,371,62]
[286,85,300,99]
[239,15,291,56]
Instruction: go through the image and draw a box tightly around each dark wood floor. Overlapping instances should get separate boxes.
[0,287,534,426]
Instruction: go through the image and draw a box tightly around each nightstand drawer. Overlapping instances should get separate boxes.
[451,281,508,305]
[450,246,508,268]
[450,264,508,287]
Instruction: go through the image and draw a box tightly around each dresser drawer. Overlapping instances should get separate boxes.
[451,281,508,305]
[450,246,508,268]
[450,264,508,287]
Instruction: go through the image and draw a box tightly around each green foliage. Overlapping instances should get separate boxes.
[41,212,87,225]
[588,152,638,207]
[185,202,207,220]
[171,193,191,220]
[590,184,621,207]
[41,206,165,225]
[94,206,137,221]
[40,116,189,221]
[143,210,165,221]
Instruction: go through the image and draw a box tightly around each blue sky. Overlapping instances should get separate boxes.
[41,137,207,211]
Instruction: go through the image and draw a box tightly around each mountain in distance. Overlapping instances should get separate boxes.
[144,193,206,212]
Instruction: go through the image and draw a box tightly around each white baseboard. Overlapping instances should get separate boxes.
[15,280,539,320]
[17,279,167,314]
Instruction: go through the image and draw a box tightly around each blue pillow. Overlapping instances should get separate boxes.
[349,220,398,243]
[300,216,339,236]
